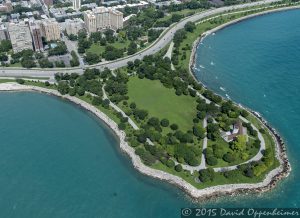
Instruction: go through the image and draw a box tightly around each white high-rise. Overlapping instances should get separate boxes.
[73,0,81,11]
[83,7,123,33]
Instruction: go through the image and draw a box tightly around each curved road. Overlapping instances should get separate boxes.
[0,0,281,78]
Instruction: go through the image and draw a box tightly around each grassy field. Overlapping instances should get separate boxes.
[87,40,130,56]
[0,79,14,83]
[9,62,22,67]
[127,76,197,132]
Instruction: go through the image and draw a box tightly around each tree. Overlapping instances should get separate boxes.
[206,156,218,166]
[175,164,183,172]
[92,96,102,106]
[193,125,205,138]
[16,78,25,84]
[240,109,249,117]
[173,29,187,46]
[48,42,68,56]
[170,123,178,130]
[160,118,169,127]
[199,168,215,182]
[184,21,196,32]
[118,123,126,130]
[76,86,85,96]
[69,88,76,96]
[21,57,36,68]
[166,159,175,168]
[0,53,8,61]
[57,81,69,95]
[0,40,12,52]
[231,135,247,151]
[223,152,236,163]
[127,41,137,55]
[84,52,100,64]
[38,58,53,68]
[70,51,80,67]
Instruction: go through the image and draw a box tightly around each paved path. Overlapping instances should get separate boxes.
[213,116,266,172]
[102,85,139,130]
[163,42,175,70]
[199,118,208,169]
[0,0,281,78]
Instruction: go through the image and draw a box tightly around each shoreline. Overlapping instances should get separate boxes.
[189,4,300,86]
[187,4,293,199]
[0,83,291,201]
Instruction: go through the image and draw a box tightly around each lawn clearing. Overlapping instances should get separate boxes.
[127,76,197,132]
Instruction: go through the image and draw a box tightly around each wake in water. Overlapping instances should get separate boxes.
[200,65,205,69]
[210,61,215,66]
[220,87,226,92]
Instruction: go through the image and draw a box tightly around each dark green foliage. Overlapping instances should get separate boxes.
[92,96,102,106]
[16,78,25,84]
[38,58,53,68]
[170,123,178,130]
[48,42,68,56]
[175,164,183,172]
[206,156,218,166]
[223,152,236,163]
[127,41,137,55]
[166,159,175,168]
[69,88,76,96]
[160,118,170,127]
[57,81,69,95]
[199,168,215,182]
[84,52,100,64]
[184,21,196,32]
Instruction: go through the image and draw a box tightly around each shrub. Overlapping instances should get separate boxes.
[206,156,218,166]
[199,168,215,182]
[223,152,236,163]
[160,118,170,127]
[166,159,175,168]
[170,123,178,130]
[175,164,183,172]
[16,78,25,84]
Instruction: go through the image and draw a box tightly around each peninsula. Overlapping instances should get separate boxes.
[0,0,295,200]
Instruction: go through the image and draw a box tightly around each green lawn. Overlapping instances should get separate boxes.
[87,40,130,56]
[9,62,22,67]
[127,76,197,132]
[0,79,14,83]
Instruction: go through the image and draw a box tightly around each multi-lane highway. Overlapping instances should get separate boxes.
[0,0,281,78]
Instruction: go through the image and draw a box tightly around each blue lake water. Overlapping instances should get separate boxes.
[194,9,300,207]
[0,9,300,218]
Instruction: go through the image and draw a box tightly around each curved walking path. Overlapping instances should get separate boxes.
[102,85,139,130]
[0,0,282,78]
[163,42,175,70]
[172,85,266,172]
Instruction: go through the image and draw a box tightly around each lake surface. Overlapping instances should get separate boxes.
[1,9,300,218]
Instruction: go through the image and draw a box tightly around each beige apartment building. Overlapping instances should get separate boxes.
[83,7,123,33]
[41,19,61,41]
[8,22,33,53]
[65,18,85,36]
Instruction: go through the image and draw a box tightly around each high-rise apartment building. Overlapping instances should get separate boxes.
[41,19,61,41]
[73,0,81,11]
[0,24,9,40]
[8,22,33,53]
[30,23,43,52]
[83,7,123,33]
[43,0,53,7]
[65,18,85,36]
